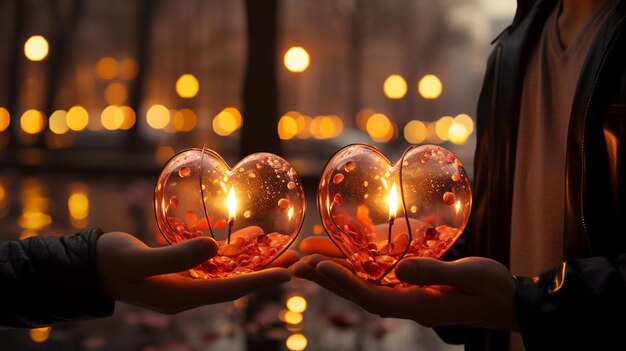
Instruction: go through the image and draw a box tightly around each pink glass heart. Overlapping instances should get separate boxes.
[154,148,305,278]
[318,144,471,286]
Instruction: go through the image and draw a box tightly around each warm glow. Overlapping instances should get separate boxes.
[286,296,307,313]
[48,110,68,134]
[147,104,170,129]
[233,296,248,309]
[213,107,242,136]
[284,47,310,73]
[0,107,10,132]
[104,82,127,105]
[66,106,89,131]
[118,58,138,80]
[176,74,200,98]
[455,200,461,213]
[310,115,343,140]
[313,224,323,234]
[19,230,38,240]
[284,310,303,324]
[288,207,294,221]
[328,115,343,138]
[448,122,469,144]
[286,334,307,351]
[366,113,394,142]
[96,57,118,80]
[119,106,136,130]
[295,115,311,138]
[316,116,333,139]
[278,114,298,140]
[418,74,443,99]
[425,122,442,144]
[68,189,89,228]
[24,36,49,61]
[230,108,243,128]
[155,145,175,165]
[20,110,45,134]
[173,109,197,132]
[101,106,125,130]
[404,120,427,144]
[20,179,50,230]
[435,116,454,141]
[454,113,474,134]
[227,186,237,221]
[18,211,51,230]
[355,108,375,130]
[387,183,399,220]
[30,327,51,343]
[86,107,102,131]
[383,74,407,99]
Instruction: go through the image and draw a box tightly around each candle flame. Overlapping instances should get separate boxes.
[387,183,399,220]
[227,186,237,221]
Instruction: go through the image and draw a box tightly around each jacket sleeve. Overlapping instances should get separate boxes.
[516,254,626,349]
[0,228,115,329]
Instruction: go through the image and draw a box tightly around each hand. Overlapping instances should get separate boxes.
[97,231,298,314]
[293,237,518,331]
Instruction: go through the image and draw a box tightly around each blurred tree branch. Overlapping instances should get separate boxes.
[241,0,281,158]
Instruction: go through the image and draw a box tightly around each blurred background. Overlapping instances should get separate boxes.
[0,0,514,350]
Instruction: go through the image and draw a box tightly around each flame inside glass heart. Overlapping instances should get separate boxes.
[318,144,471,286]
[154,148,305,278]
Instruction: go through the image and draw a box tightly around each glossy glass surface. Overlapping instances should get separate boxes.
[154,148,306,278]
[318,144,471,286]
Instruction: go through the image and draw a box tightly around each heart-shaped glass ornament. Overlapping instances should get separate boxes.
[318,144,471,286]
[154,148,305,278]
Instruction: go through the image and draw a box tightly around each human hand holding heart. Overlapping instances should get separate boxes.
[154,148,305,278]
[292,145,516,330]
[317,144,472,286]
[152,144,470,287]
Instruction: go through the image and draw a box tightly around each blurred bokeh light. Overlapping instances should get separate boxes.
[418,74,443,99]
[284,46,310,73]
[24,35,49,61]
[383,74,408,99]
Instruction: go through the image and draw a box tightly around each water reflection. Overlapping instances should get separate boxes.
[0,170,460,351]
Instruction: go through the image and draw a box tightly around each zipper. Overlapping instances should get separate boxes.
[579,20,623,255]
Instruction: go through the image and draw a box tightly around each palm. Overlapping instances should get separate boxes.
[97,231,298,314]
[293,237,518,331]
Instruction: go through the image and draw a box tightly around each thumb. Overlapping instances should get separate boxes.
[395,257,479,292]
[136,237,218,277]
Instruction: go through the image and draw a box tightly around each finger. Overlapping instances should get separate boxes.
[304,253,354,272]
[135,237,218,277]
[290,262,355,301]
[300,237,345,257]
[183,268,292,306]
[316,261,377,303]
[268,249,300,268]
[395,257,502,292]
[127,267,293,313]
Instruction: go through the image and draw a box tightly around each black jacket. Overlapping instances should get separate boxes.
[441,0,626,349]
[0,228,114,328]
